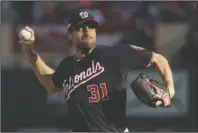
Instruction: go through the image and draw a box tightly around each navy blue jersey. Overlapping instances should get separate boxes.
[52,44,152,131]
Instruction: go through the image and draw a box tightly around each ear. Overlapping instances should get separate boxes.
[67,32,72,40]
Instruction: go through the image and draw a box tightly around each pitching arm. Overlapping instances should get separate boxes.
[19,26,62,93]
[24,49,62,93]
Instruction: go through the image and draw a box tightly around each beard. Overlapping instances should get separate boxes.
[76,42,95,53]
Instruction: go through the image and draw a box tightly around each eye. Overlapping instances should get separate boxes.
[84,22,97,29]
[87,23,96,29]
[74,26,82,31]
[73,22,97,31]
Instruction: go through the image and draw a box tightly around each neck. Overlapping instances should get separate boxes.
[75,47,95,61]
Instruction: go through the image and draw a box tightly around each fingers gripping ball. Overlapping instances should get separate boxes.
[19,29,32,41]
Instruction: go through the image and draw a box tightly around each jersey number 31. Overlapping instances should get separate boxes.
[87,83,109,103]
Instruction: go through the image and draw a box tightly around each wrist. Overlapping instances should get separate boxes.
[168,87,175,98]
[24,48,38,62]
[23,47,36,54]
[165,82,174,98]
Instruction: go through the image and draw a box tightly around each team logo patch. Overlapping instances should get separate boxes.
[79,11,89,19]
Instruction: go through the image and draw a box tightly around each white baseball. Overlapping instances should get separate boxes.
[19,29,32,40]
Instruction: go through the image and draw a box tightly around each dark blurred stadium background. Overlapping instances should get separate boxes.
[1,1,197,132]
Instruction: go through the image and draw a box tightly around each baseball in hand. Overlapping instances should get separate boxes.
[19,29,32,41]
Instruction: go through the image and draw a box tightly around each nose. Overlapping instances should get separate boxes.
[83,26,90,32]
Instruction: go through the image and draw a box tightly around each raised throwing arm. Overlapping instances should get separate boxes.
[19,26,62,93]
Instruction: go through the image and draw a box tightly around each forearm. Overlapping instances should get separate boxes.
[152,53,175,98]
[24,49,60,93]
[24,48,54,74]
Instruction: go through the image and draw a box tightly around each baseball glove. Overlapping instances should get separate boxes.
[130,74,171,108]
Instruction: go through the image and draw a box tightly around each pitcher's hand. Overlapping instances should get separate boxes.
[18,26,35,52]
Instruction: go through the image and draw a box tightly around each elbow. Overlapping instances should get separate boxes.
[151,53,171,71]
[48,88,59,93]
[47,87,62,93]
[152,53,169,66]
[42,83,61,93]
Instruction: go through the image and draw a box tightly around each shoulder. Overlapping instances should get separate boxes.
[57,56,74,69]
[94,45,111,51]
[91,46,112,56]
[115,44,151,53]
[128,44,146,51]
[93,45,124,56]
[116,44,146,50]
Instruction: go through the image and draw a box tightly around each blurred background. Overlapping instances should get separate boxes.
[1,1,197,132]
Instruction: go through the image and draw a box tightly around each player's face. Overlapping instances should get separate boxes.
[70,22,97,50]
